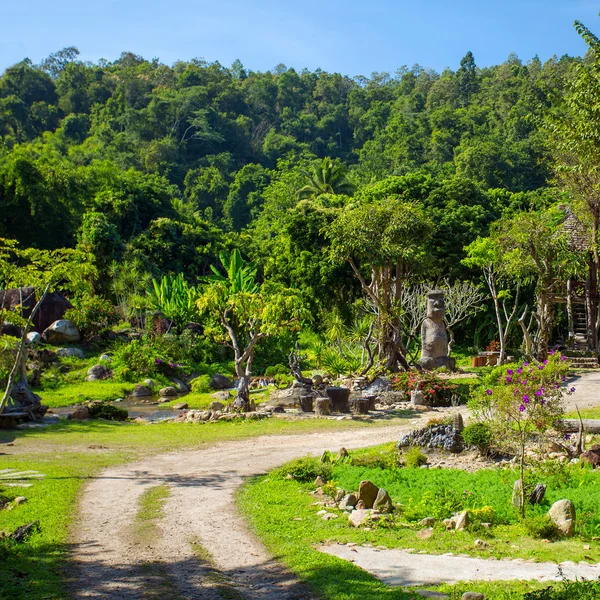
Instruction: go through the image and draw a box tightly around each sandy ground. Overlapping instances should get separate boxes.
[70,423,415,600]
[68,372,600,599]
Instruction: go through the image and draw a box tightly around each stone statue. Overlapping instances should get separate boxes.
[418,290,455,371]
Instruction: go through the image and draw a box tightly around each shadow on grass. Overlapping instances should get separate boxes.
[3,535,405,600]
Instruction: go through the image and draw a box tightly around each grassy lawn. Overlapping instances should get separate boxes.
[0,414,414,600]
[237,445,600,600]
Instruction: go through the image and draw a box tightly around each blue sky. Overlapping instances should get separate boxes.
[2,0,598,75]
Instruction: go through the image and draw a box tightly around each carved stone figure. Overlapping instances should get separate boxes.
[418,290,455,371]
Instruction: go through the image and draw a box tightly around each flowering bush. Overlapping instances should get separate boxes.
[470,352,573,516]
[391,371,460,406]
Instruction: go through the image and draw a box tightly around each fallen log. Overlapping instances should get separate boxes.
[557,419,600,433]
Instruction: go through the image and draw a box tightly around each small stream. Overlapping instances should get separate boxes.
[51,399,182,422]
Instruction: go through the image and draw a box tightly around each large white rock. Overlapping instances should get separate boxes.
[548,499,576,537]
[43,320,80,344]
[57,347,85,359]
[26,331,42,344]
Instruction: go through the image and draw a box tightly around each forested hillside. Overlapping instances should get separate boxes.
[0,42,595,356]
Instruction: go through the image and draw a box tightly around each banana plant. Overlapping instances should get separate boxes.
[149,273,200,327]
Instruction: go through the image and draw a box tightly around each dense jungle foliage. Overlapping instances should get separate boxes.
[2,26,600,367]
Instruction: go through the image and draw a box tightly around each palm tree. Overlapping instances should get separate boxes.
[297,157,354,199]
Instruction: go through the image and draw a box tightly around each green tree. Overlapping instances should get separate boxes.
[297,157,354,199]
[197,249,306,411]
[326,198,433,371]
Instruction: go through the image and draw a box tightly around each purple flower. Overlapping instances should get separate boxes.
[507,369,514,375]
[561,376,567,382]
[522,379,528,386]
[565,433,571,440]
[540,399,545,405]
[538,365,544,370]
[550,350,555,356]
[535,390,542,397]
[519,404,526,412]
[570,387,576,393]
[523,395,530,403]
[155,358,163,365]
[560,355,567,361]
[506,376,513,383]
[517,368,523,374]
[485,389,493,395]
[524,362,529,367]
[543,360,548,365]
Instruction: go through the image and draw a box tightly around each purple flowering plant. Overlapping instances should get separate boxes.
[470,352,572,517]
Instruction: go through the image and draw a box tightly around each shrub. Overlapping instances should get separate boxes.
[403,488,463,521]
[190,374,212,394]
[112,340,158,382]
[264,364,289,377]
[524,514,558,540]
[391,371,464,406]
[404,447,427,468]
[88,403,128,421]
[462,422,493,454]
[351,453,400,470]
[277,457,333,482]
[65,294,118,338]
[274,373,294,388]
[468,505,496,525]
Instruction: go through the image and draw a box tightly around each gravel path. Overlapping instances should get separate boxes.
[70,423,416,600]
[69,372,600,599]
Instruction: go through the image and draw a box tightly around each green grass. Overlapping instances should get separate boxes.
[0,452,129,600]
[133,484,170,543]
[237,448,600,599]
[39,380,136,407]
[566,406,600,419]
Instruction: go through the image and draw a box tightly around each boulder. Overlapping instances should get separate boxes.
[416,527,434,540]
[57,347,85,359]
[462,594,485,600]
[209,401,225,412]
[339,493,357,510]
[314,476,326,487]
[209,374,233,390]
[268,386,312,408]
[173,402,188,410]
[348,509,369,527]
[548,499,576,537]
[357,480,379,509]
[26,332,42,344]
[211,391,230,401]
[159,386,178,397]
[0,287,72,333]
[312,374,324,386]
[455,510,469,530]
[363,377,393,395]
[99,354,111,362]
[373,488,393,513]
[170,378,189,393]
[143,379,156,389]
[86,364,112,381]
[42,320,80,344]
[130,385,153,398]
[70,406,89,420]
[419,517,436,527]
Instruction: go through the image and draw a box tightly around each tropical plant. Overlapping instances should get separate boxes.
[149,273,200,328]
[297,157,354,199]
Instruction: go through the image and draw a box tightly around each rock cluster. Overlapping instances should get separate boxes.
[397,423,464,453]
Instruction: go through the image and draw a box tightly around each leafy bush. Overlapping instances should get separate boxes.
[88,403,128,421]
[149,273,200,327]
[112,340,158,382]
[403,488,463,521]
[523,579,600,599]
[351,452,400,470]
[404,447,427,468]
[391,371,464,406]
[65,294,118,338]
[264,363,289,377]
[274,373,294,388]
[462,422,493,454]
[468,505,496,525]
[276,457,333,482]
[524,515,558,540]
[190,374,212,394]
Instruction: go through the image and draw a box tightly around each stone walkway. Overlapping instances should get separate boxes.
[321,544,599,587]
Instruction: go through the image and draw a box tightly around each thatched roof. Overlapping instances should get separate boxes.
[560,207,590,252]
